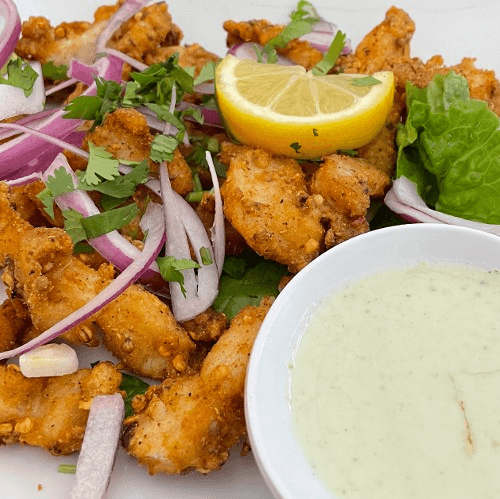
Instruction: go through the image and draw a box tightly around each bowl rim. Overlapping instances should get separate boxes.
[245,223,500,499]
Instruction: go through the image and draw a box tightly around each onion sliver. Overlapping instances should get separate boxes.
[300,19,352,54]
[19,343,79,378]
[43,154,163,284]
[0,0,21,69]
[227,42,294,65]
[159,163,219,322]
[0,55,122,180]
[0,202,165,361]
[70,393,125,499]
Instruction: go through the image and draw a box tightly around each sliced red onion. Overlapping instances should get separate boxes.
[228,42,295,65]
[0,109,55,141]
[70,393,125,499]
[300,20,352,55]
[193,82,215,95]
[159,162,219,321]
[42,154,162,283]
[385,176,500,236]
[176,101,223,128]
[0,0,21,69]
[205,152,225,276]
[0,61,45,120]
[0,201,165,361]
[68,59,99,86]
[5,171,42,187]
[19,343,79,377]
[0,55,122,180]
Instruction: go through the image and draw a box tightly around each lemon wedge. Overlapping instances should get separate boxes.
[215,55,395,159]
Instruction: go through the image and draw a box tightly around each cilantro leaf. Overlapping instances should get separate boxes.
[81,143,120,186]
[42,61,69,81]
[62,204,139,244]
[289,0,321,23]
[37,167,77,218]
[150,134,179,163]
[290,142,302,153]
[351,75,382,87]
[311,30,346,76]
[64,95,104,120]
[200,247,213,265]
[213,257,287,320]
[0,57,39,97]
[119,373,149,418]
[157,256,201,296]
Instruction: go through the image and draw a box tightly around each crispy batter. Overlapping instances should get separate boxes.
[220,143,325,273]
[309,154,389,248]
[0,298,31,354]
[0,362,121,455]
[122,297,272,474]
[181,307,228,343]
[223,19,323,69]
[107,2,182,63]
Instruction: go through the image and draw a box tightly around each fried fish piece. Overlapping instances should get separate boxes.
[220,144,325,273]
[309,154,390,247]
[223,18,323,69]
[0,362,121,455]
[122,297,273,474]
[0,183,195,378]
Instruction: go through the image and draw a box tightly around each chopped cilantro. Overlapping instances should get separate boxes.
[120,373,150,418]
[312,128,319,137]
[351,75,382,87]
[157,256,201,296]
[150,134,179,163]
[0,57,39,97]
[185,135,227,178]
[58,464,76,474]
[193,60,217,86]
[311,30,346,76]
[73,242,95,254]
[42,61,69,81]
[339,149,358,157]
[62,203,139,244]
[290,142,302,153]
[81,143,120,186]
[200,247,213,265]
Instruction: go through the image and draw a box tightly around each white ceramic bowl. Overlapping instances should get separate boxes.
[245,223,500,499]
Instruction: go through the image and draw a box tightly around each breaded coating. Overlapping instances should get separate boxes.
[0,362,121,455]
[220,144,325,273]
[310,154,390,219]
[309,154,389,247]
[0,298,31,354]
[223,19,323,70]
[0,184,195,378]
[181,307,228,343]
[107,2,182,63]
[122,297,273,475]
[165,148,194,197]
[8,181,47,227]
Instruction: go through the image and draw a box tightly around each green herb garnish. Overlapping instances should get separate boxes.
[351,75,382,87]
[156,256,202,296]
[0,56,39,97]
[42,61,69,81]
[120,373,150,418]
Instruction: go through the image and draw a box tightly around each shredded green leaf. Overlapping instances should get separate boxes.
[350,75,382,87]
[58,464,77,474]
[150,134,179,163]
[311,30,346,76]
[200,247,213,265]
[290,142,302,153]
[81,143,121,186]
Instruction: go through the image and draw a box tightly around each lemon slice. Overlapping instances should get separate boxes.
[215,55,395,159]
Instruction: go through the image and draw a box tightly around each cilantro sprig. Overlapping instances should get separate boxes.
[157,256,201,296]
[0,56,39,97]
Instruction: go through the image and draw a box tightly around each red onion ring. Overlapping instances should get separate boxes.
[0,199,165,361]
[0,0,21,69]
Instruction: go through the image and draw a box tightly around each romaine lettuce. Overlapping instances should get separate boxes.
[396,71,500,224]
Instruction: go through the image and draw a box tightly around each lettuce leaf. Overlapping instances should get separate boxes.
[396,71,500,224]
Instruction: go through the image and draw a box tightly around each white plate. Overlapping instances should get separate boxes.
[4,1,500,498]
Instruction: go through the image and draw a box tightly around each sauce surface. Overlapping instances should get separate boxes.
[291,263,500,498]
